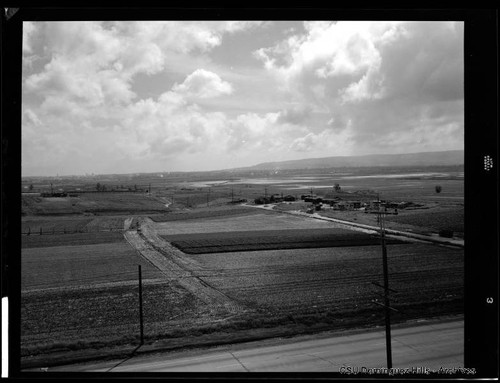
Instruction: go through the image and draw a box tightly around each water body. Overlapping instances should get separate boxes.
[185,172,461,188]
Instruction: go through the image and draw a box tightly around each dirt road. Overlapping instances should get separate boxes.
[123,217,249,318]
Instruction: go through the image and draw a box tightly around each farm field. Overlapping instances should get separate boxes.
[315,205,464,237]
[183,243,463,318]
[22,231,125,250]
[150,205,268,222]
[384,207,464,234]
[152,211,337,236]
[20,231,216,358]
[19,165,464,368]
[21,281,210,358]
[22,192,168,216]
[163,228,405,254]
[21,233,162,291]
[21,232,463,366]
[21,216,129,236]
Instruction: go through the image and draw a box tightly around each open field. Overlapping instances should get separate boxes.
[21,210,463,367]
[152,211,337,235]
[21,233,163,290]
[315,206,464,238]
[184,242,463,318]
[22,192,168,216]
[22,231,125,250]
[21,232,214,357]
[164,228,405,254]
[384,208,464,233]
[21,281,210,358]
[150,205,266,222]
[21,238,463,365]
[21,215,130,235]
[20,165,464,367]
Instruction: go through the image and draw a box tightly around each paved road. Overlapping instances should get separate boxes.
[50,319,463,373]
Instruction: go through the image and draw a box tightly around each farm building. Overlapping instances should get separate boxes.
[331,200,362,210]
[300,194,317,201]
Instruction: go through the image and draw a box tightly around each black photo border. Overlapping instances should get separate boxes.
[1,5,498,380]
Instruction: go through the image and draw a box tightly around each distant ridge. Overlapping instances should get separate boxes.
[240,150,464,171]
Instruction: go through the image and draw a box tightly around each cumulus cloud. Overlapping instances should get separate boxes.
[21,21,271,174]
[276,104,313,125]
[255,21,464,150]
[23,21,259,107]
[172,69,233,99]
[21,21,464,176]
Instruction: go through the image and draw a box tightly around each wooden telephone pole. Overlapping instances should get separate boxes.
[367,196,398,369]
[138,265,144,345]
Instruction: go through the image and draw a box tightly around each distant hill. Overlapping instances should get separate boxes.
[240,150,464,171]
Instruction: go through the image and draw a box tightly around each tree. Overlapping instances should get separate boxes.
[435,185,442,193]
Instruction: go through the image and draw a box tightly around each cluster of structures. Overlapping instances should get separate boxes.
[253,190,416,214]
[254,194,296,204]
[300,193,411,212]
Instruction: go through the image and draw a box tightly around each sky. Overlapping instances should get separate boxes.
[21,21,464,176]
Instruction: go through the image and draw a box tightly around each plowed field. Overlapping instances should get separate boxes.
[20,210,464,368]
[183,243,463,317]
[163,229,405,254]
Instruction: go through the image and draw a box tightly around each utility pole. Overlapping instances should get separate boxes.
[379,210,392,369]
[367,194,398,369]
[138,265,144,345]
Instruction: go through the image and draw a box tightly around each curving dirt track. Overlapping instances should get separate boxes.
[124,217,251,319]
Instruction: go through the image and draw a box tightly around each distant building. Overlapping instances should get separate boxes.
[301,194,317,201]
[304,195,322,203]
[322,198,339,206]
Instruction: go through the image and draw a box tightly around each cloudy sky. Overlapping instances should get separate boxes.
[22,21,464,176]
